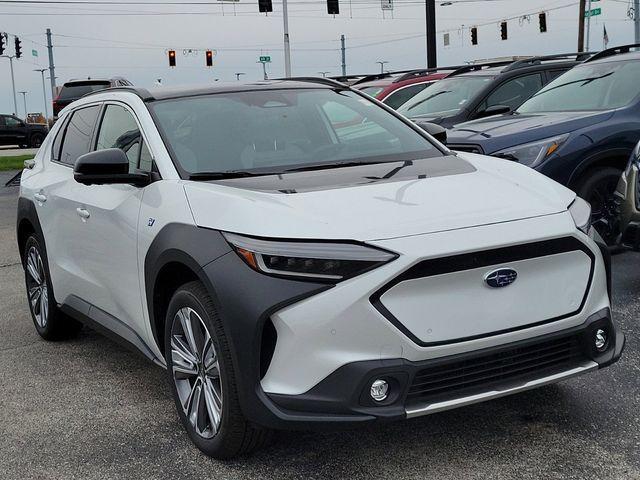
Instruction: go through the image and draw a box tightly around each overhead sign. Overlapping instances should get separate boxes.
[32,49,38,57]
[585,7,601,18]
[381,0,393,11]
[259,55,271,63]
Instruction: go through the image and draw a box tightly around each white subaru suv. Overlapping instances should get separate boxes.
[17,79,624,459]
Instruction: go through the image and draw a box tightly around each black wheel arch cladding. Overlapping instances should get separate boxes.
[144,223,331,424]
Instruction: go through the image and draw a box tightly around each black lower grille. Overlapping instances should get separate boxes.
[407,335,586,403]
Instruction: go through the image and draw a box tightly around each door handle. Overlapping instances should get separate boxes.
[34,193,47,203]
[76,207,91,220]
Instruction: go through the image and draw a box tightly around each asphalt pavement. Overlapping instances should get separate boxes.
[1,171,639,480]
[0,146,39,157]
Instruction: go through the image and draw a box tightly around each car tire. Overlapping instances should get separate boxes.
[23,235,82,340]
[577,167,623,246]
[30,134,44,148]
[164,281,273,459]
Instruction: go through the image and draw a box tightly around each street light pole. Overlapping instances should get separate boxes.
[425,0,437,68]
[282,0,292,77]
[34,69,49,125]
[6,56,18,116]
[376,61,389,74]
[19,91,28,119]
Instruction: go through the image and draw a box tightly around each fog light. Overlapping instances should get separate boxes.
[370,379,389,402]
[595,329,608,352]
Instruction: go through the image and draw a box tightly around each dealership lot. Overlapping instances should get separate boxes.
[1,170,639,479]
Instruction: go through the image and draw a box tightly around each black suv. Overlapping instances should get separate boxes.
[446,44,640,245]
[397,53,591,129]
[0,114,48,148]
[53,77,133,118]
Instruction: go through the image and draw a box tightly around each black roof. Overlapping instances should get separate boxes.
[81,78,341,102]
[585,44,640,64]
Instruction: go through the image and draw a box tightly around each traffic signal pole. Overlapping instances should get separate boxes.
[8,56,18,116]
[425,0,437,68]
[282,0,291,77]
[578,0,586,51]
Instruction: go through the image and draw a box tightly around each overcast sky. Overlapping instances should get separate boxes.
[0,0,637,116]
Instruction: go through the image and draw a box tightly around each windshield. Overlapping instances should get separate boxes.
[150,88,441,177]
[517,60,640,113]
[397,76,493,118]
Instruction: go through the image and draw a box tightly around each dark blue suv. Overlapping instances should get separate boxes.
[446,45,640,244]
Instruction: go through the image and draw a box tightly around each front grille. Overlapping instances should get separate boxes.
[407,335,586,404]
[448,144,484,154]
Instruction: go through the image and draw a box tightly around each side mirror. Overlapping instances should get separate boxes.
[414,121,447,145]
[476,104,511,119]
[74,148,149,186]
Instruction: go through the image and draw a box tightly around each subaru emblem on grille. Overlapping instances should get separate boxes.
[484,268,518,288]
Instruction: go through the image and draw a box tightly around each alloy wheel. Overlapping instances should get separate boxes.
[588,177,621,245]
[170,307,223,439]
[25,246,49,329]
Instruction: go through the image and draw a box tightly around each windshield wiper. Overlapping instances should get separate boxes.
[406,90,451,112]
[188,170,284,180]
[282,160,395,173]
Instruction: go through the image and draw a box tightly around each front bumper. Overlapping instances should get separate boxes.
[265,307,623,428]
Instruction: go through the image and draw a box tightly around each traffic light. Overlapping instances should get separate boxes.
[471,27,478,46]
[327,0,339,14]
[168,50,176,67]
[258,0,272,13]
[14,36,22,59]
[539,12,547,33]
[205,50,213,67]
[500,21,508,41]
[0,34,5,56]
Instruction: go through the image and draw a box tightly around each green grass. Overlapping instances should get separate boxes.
[0,155,34,172]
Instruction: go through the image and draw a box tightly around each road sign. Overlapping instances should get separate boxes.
[381,0,393,10]
[585,7,601,18]
[259,55,271,63]
[31,49,38,57]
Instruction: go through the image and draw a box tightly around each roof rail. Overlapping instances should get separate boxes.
[584,43,640,63]
[501,52,596,72]
[447,61,515,77]
[278,76,349,88]
[351,69,419,86]
[79,86,153,101]
[392,65,469,83]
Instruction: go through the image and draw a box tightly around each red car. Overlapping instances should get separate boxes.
[352,68,458,109]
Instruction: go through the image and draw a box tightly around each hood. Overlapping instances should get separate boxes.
[184,155,575,241]
[447,111,614,154]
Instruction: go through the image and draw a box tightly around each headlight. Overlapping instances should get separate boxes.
[494,134,570,168]
[223,233,398,282]
[569,196,593,236]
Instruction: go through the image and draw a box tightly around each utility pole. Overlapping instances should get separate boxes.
[425,0,437,68]
[19,91,28,119]
[585,0,592,51]
[282,0,291,77]
[340,34,346,76]
[34,69,49,125]
[46,28,57,101]
[578,0,586,52]
[635,0,640,43]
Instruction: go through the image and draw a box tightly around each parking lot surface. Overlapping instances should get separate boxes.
[1,171,639,480]
[0,146,39,157]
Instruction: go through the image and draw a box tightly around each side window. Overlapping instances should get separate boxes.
[384,83,431,110]
[6,116,23,127]
[58,105,101,166]
[479,74,544,113]
[95,104,152,173]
